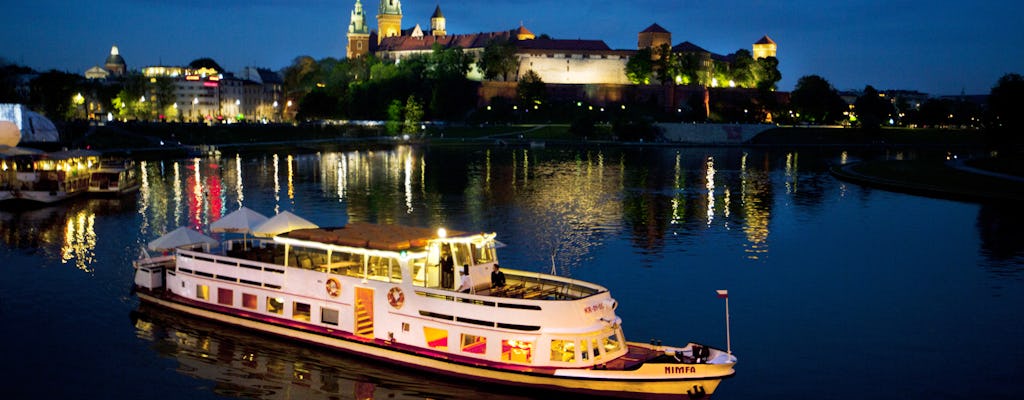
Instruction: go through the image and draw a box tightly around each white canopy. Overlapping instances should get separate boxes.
[210,206,269,234]
[252,211,318,237]
[148,226,219,252]
[0,104,59,144]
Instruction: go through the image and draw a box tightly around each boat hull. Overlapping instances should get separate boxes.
[136,289,732,398]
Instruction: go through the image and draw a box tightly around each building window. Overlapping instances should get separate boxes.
[196,284,209,300]
[267,297,284,314]
[461,333,487,355]
[550,339,576,362]
[502,339,533,363]
[293,302,311,321]
[242,293,258,310]
[217,288,233,306]
[322,307,339,325]
[424,327,448,350]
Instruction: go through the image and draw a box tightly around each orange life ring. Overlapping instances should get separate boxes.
[387,287,405,309]
[325,278,341,297]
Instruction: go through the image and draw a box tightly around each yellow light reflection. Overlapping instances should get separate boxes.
[235,154,244,208]
[287,154,294,201]
[173,162,183,226]
[705,156,715,226]
[273,154,280,214]
[404,152,413,213]
[60,209,96,272]
[741,152,770,259]
[671,151,684,225]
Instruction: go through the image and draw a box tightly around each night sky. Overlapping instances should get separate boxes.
[4,0,1023,95]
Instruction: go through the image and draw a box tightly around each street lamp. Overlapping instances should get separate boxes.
[192,97,199,122]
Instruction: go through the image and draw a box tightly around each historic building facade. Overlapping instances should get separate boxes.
[346,1,776,86]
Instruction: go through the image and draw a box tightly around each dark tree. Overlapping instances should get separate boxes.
[789,75,847,124]
[0,60,33,103]
[625,48,654,85]
[988,73,1024,130]
[517,69,546,104]
[477,38,518,81]
[29,70,84,120]
[754,56,781,90]
[853,85,894,131]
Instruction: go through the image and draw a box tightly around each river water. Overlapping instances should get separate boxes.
[1,144,1022,399]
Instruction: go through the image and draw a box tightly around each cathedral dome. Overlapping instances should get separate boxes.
[105,46,126,67]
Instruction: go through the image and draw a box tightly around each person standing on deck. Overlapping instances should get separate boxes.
[440,246,454,289]
[458,264,473,293]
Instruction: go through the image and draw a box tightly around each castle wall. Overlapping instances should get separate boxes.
[517,54,630,85]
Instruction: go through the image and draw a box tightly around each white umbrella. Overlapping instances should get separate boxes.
[211,207,269,249]
[252,211,318,237]
[148,226,219,252]
[211,206,268,233]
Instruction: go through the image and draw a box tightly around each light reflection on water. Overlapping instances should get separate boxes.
[1,145,1023,399]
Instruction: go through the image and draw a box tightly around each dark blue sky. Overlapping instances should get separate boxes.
[4,0,1022,95]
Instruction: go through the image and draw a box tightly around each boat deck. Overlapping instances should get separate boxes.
[217,242,588,300]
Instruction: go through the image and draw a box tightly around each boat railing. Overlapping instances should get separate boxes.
[133,254,175,269]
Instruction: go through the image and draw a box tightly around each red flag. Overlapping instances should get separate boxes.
[716,289,728,298]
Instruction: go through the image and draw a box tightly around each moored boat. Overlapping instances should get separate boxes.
[88,158,141,195]
[8,149,99,204]
[133,219,737,398]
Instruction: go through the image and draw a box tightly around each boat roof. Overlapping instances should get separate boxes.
[281,221,472,252]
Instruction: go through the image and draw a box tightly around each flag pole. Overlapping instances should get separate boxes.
[716,289,731,355]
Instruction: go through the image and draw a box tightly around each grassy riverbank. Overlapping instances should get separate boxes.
[831,159,1024,202]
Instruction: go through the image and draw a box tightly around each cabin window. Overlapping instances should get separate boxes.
[550,339,576,362]
[242,293,258,310]
[470,243,494,264]
[410,257,429,287]
[460,333,487,355]
[366,256,391,282]
[453,243,472,266]
[321,307,339,325]
[217,288,233,306]
[329,251,364,278]
[502,339,533,363]
[581,340,590,361]
[389,259,403,282]
[424,327,448,350]
[604,329,623,353]
[196,284,209,300]
[267,297,285,314]
[590,338,601,360]
[293,302,311,321]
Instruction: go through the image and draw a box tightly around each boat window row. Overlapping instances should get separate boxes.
[195,283,341,326]
[422,326,534,364]
[549,329,624,364]
[419,324,624,366]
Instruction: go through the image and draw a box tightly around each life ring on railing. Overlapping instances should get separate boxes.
[387,287,405,309]
[325,278,341,297]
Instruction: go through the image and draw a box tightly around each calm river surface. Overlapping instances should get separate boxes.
[1,145,1022,399]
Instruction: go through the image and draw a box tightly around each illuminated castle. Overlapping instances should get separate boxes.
[345,1,777,87]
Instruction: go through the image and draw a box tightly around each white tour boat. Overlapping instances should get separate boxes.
[88,158,141,195]
[133,221,737,398]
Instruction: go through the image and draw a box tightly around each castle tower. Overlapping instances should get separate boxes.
[638,23,671,51]
[377,0,403,45]
[347,0,371,58]
[752,35,777,59]
[430,5,446,37]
